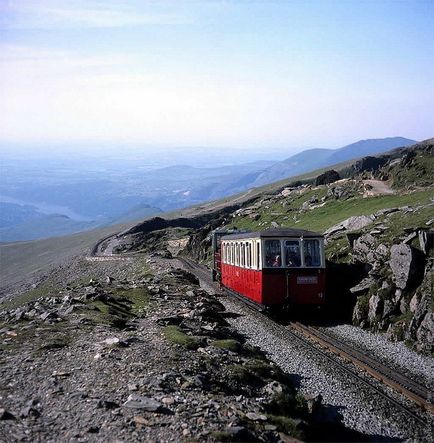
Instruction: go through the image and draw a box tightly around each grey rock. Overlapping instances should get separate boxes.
[389,244,421,290]
[409,293,420,313]
[383,299,397,318]
[123,394,162,411]
[418,229,434,254]
[270,221,279,228]
[374,207,400,217]
[402,231,417,244]
[246,412,267,421]
[368,295,383,323]
[350,277,375,294]
[352,297,367,326]
[342,215,375,231]
[352,234,377,262]
[262,381,284,396]
[325,215,374,237]
[0,408,16,420]
[305,393,322,415]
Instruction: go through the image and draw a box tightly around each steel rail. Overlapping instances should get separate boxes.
[291,322,434,415]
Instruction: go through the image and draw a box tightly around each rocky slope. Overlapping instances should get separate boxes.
[1,253,372,442]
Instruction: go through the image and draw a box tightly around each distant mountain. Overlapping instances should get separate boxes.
[240,137,417,188]
[251,148,333,187]
[326,137,417,164]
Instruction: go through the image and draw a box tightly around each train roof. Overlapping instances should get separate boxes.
[221,228,323,240]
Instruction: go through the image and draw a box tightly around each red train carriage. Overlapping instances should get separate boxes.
[213,229,326,308]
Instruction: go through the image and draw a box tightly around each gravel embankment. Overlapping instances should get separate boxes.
[320,324,434,388]
[217,295,432,442]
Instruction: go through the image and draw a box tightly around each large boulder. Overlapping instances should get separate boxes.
[389,244,424,290]
[324,215,375,238]
[315,170,340,186]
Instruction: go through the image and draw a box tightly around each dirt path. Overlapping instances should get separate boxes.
[362,179,394,197]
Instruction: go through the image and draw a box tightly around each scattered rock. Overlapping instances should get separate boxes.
[246,411,267,421]
[0,408,16,420]
[350,277,375,294]
[123,394,162,412]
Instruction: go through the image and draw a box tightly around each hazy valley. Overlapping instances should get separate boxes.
[0,137,416,242]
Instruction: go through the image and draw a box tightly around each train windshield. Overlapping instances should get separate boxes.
[284,240,301,267]
[303,239,321,267]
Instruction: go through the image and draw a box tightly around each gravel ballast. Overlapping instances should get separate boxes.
[217,295,432,442]
[320,324,434,388]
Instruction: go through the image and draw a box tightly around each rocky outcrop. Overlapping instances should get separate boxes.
[348,227,433,353]
[315,170,340,186]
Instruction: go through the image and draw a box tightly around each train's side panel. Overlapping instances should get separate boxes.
[261,270,287,305]
[221,263,262,303]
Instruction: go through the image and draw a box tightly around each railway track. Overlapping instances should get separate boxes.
[177,256,433,426]
[290,322,434,415]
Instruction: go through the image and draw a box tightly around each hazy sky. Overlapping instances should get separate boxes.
[1,0,433,150]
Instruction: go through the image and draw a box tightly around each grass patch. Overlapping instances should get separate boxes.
[163,325,200,349]
[266,415,304,439]
[111,288,150,315]
[226,364,262,386]
[1,280,58,310]
[211,339,242,353]
[80,288,150,328]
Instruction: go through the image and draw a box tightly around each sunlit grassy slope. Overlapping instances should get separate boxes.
[227,188,433,233]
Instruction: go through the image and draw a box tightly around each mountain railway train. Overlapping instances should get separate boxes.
[212,228,326,309]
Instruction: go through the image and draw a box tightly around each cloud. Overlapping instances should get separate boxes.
[0,0,193,29]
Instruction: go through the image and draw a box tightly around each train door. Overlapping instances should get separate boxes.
[283,239,302,304]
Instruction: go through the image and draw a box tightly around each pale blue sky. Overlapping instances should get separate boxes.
[0,0,433,151]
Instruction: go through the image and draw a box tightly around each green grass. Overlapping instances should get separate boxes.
[211,339,242,353]
[81,287,150,328]
[1,280,58,310]
[266,415,304,439]
[111,288,150,315]
[163,325,200,349]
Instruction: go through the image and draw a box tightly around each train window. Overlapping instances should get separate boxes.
[304,239,321,267]
[247,243,251,268]
[241,243,245,267]
[230,243,234,264]
[265,240,281,267]
[284,240,301,267]
[256,242,260,269]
